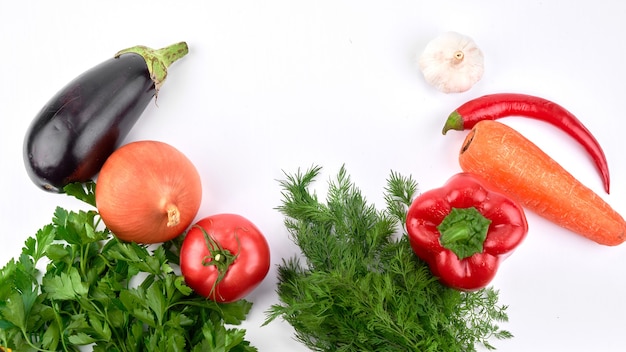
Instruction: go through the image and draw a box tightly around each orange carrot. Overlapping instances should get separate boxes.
[458,120,626,246]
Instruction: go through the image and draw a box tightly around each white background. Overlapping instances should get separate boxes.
[2,1,626,351]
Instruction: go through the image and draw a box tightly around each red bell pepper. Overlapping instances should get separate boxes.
[406,173,528,291]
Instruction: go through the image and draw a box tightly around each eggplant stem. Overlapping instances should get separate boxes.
[114,41,189,93]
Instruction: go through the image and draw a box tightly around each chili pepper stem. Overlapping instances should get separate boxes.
[442,111,464,134]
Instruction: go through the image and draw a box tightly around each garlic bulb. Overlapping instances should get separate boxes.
[418,31,484,93]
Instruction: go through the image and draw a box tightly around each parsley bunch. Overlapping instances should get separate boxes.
[265,166,512,351]
[0,183,257,352]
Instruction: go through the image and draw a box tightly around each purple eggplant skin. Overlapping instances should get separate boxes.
[23,53,154,192]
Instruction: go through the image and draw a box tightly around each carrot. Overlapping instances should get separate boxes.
[458,120,626,246]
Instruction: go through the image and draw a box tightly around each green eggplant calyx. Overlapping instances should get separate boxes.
[115,41,189,93]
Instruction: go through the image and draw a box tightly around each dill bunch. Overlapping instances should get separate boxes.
[264,165,512,352]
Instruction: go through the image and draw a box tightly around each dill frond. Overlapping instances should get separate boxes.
[265,166,512,352]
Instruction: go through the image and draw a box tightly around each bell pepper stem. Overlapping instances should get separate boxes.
[438,207,491,260]
[440,223,472,243]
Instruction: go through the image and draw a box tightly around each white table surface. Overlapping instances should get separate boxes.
[2,1,626,351]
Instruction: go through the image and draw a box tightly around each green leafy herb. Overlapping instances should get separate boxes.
[0,182,257,352]
[265,165,512,352]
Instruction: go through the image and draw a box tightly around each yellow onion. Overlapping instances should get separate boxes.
[96,140,202,243]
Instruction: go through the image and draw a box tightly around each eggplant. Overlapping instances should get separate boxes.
[23,42,188,192]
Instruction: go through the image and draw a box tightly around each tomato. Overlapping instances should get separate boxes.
[180,213,271,303]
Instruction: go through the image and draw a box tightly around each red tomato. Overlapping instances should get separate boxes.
[180,213,271,303]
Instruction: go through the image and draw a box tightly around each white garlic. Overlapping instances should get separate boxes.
[418,31,484,93]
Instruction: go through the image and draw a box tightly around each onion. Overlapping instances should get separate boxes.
[96,140,202,243]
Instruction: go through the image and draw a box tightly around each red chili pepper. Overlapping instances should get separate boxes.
[441,93,611,194]
[405,173,528,291]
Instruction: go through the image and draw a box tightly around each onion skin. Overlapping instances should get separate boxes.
[95,140,202,244]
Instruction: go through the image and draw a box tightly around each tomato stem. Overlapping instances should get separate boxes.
[196,225,241,301]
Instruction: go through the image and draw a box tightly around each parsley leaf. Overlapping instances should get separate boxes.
[22,224,56,264]
[265,165,512,351]
[43,267,89,300]
[0,181,257,352]
[64,181,97,207]
[1,292,26,331]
